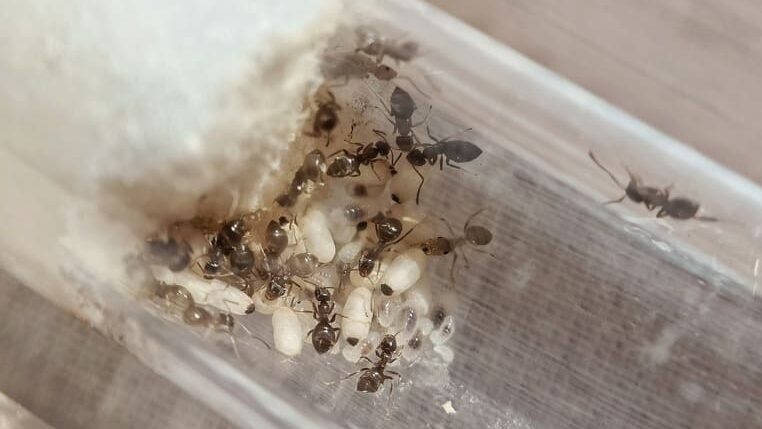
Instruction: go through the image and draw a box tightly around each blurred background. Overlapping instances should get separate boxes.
[1,1,760,428]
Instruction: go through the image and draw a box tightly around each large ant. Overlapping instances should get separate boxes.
[326,125,393,179]
[349,334,402,394]
[589,151,716,221]
[358,213,418,277]
[400,126,484,204]
[355,27,419,64]
[145,236,192,272]
[305,287,341,354]
[276,150,326,207]
[417,209,495,282]
[373,86,430,149]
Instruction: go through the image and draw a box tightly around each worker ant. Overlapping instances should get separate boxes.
[355,27,419,64]
[417,209,495,283]
[145,236,192,272]
[358,213,419,277]
[372,86,431,148]
[326,124,393,179]
[400,126,483,204]
[305,92,341,145]
[589,150,717,221]
[305,287,341,354]
[349,334,402,394]
[276,150,326,207]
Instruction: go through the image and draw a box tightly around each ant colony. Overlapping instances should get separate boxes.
[137,25,491,396]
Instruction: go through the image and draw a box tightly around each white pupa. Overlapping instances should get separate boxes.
[341,286,373,344]
[301,207,335,263]
[381,248,427,295]
[272,307,303,357]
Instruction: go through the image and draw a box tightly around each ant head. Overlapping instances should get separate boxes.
[265,277,288,300]
[356,221,368,232]
[245,303,256,314]
[406,149,427,166]
[375,140,391,156]
[315,106,338,132]
[375,216,403,242]
[358,251,375,277]
[378,334,398,354]
[395,135,414,151]
[315,287,332,302]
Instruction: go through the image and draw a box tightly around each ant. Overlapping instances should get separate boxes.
[326,125,393,179]
[322,51,428,96]
[358,213,419,277]
[276,150,326,207]
[355,27,419,64]
[145,236,192,272]
[589,151,717,221]
[417,209,495,283]
[396,125,484,205]
[305,92,341,145]
[372,86,431,148]
[349,334,402,394]
[305,287,341,354]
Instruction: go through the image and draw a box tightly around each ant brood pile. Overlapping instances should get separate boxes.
[138,26,491,395]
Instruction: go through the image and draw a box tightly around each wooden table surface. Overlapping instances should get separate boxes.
[432,0,762,184]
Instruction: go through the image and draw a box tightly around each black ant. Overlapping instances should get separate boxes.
[276,150,326,207]
[589,151,717,221]
[326,125,393,179]
[145,236,192,272]
[417,209,495,283]
[305,91,341,145]
[372,86,430,148]
[355,27,419,64]
[348,334,402,394]
[305,287,341,354]
[358,213,419,277]
[397,126,483,205]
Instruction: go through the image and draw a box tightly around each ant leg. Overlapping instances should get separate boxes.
[695,216,719,222]
[237,321,271,350]
[369,159,383,181]
[464,208,486,231]
[603,195,626,205]
[398,75,430,98]
[656,208,668,218]
[412,104,433,128]
[359,355,374,365]
[588,150,625,189]
[425,125,440,144]
[438,217,457,236]
[449,252,459,286]
[324,136,331,147]
[323,370,362,386]
[412,164,425,205]
[445,158,463,170]
[439,126,474,142]
[327,148,351,158]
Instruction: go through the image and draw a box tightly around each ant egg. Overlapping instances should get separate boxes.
[433,345,454,364]
[380,248,426,295]
[430,315,455,345]
[272,307,303,357]
[341,286,373,344]
[301,208,336,263]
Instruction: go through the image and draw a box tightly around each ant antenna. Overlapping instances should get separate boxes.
[588,150,624,189]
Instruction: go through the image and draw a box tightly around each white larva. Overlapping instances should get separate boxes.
[375,295,402,328]
[152,266,253,315]
[433,345,455,364]
[341,286,373,344]
[301,207,336,263]
[418,318,434,336]
[380,248,426,294]
[272,307,303,357]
